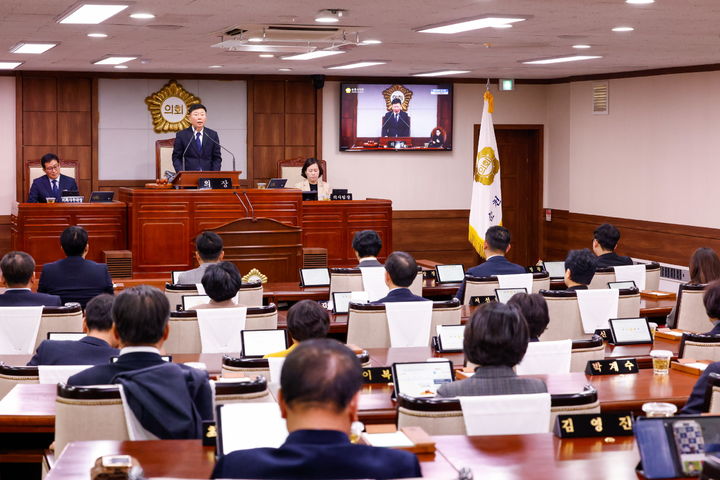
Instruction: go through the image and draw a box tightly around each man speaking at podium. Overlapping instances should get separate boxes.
[381,98,411,138]
[172,104,222,172]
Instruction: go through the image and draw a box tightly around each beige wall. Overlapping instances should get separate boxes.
[0,77,15,215]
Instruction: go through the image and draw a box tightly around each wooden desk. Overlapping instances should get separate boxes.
[10,201,128,268]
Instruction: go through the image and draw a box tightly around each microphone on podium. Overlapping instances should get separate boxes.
[202,132,237,171]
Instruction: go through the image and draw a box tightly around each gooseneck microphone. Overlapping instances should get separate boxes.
[202,131,236,171]
[180,130,194,172]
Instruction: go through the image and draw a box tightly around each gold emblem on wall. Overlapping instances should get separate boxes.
[382,84,413,111]
[144,80,202,133]
[242,268,268,284]
[475,146,500,185]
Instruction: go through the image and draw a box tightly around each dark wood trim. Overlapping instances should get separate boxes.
[15,75,22,203]
[97,180,149,187]
[91,78,99,191]
[394,209,470,220]
[246,79,255,186]
[0,215,11,224]
[315,85,323,162]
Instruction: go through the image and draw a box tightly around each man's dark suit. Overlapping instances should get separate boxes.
[437,365,548,397]
[27,336,118,366]
[0,289,62,307]
[358,258,382,267]
[682,361,720,414]
[456,255,526,303]
[38,256,114,308]
[706,322,720,336]
[596,252,633,268]
[381,111,411,137]
[171,127,222,172]
[375,287,429,303]
[28,174,79,203]
[211,429,422,479]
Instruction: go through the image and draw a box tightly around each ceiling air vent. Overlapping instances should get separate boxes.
[592,82,609,115]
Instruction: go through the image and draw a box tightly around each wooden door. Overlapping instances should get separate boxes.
[473,125,543,267]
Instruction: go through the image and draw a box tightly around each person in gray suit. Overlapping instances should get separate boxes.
[177,231,224,284]
[437,302,546,397]
[352,230,383,267]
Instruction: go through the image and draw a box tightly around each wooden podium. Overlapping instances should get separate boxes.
[172,171,242,188]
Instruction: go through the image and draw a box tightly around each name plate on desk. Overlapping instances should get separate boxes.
[594,328,612,341]
[585,358,639,375]
[198,177,232,189]
[526,265,544,273]
[469,295,496,306]
[362,367,393,384]
[330,192,353,201]
[555,413,634,438]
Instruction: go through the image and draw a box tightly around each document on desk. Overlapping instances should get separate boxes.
[197,307,247,353]
[497,273,533,293]
[0,306,43,354]
[218,403,287,453]
[614,264,646,291]
[360,267,389,302]
[576,289,619,334]
[386,301,432,348]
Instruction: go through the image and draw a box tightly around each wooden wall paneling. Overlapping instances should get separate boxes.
[57,112,91,145]
[244,79,255,186]
[315,85,323,161]
[91,78,99,191]
[58,145,91,181]
[22,77,56,111]
[285,81,315,113]
[284,146,315,160]
[0,215,11,256]
[57,78,91,111]
[253,113,284,145]
[285,113,315,145]
[253,146,285,180]
[253,81,285,113]
[23,111,57,145]
[16,76,24,203]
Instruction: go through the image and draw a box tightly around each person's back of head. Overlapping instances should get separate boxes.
[112,285,169,346]
[384,251,417,288]
[281,338,361,413]
[506,293,549,340]
[195,231,224,262]
[704,280,720,320]
[61,226,88,257]
[201,261,241,302]
[690,247,720,284]
[593,223,621,253]
[352,230,382,259]
[485,226,511,254]
[0,251,35,287]
[84,294,115,332]
[564,248,597,286]
[464,302,529,367]
[287,299,330,342]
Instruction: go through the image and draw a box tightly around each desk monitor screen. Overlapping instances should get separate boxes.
[392,360,454,398]
[608,280,637,290]
[182,294,210,311]
[47,332,86,341]
[495,287,528,304]
[171,271,183,284]
[435,264,465,284]
[436,324,465,353]
[90,191,114,203]
[543,261,566,279]
[267,178,287,189]
[608,317,653,345]
[300,268,330,287]
[332,292,352,314]
[216,402,288,456]
[301,191,318,201]
[241,329,288,358]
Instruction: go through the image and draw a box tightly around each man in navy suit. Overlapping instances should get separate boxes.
[0,251,62,307]
[456,226,526,302]
[171,104,222,172]
[211,338,421,479]
[374,251,429,303]
[381,97,411,138]
[37,226,114,308]
[27,294,118,365]
[352,230,383,267]
[563,249,597,291]
[27,153,79,203]
[67,285,213,439]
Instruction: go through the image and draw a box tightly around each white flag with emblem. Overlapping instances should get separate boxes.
[468,90,502,255]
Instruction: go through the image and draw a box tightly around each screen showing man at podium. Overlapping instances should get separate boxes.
[172,103,222,172]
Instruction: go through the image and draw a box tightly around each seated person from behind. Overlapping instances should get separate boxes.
[27,153,79,203]
[264,300,330,358]
[592,223,633,268]
[563,248,597,291]
[437,303,547,397]
[702,280,720,335]
[294,158,331,200]
[507,293,550,342]
[194,261,242,309]
[352,230,382,267]
[666,247,720,328]
[0,251,61,307]
[455,225,525,303]
[177,231,224,284]
[68,285,213,439]
[211,338,421,479]
[37,226,114,308]
[374,251,429,303]
[27,294,118,365]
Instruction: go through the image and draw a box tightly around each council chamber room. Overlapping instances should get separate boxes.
[1,1,720,479]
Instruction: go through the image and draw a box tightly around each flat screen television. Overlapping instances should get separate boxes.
[339,82,453,152]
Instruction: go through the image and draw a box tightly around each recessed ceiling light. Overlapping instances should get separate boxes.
[626,0,654,4]
[278,68,292,71]
[522,55,602,65]
[87,33,108,38]
[326,61,387,70]
[491,24,514,29]
[248,37,264,42]
[130,12,155,19]
[572,44,591,49]
[114,65,128,69]
[417,16,526,34]
[612,26,635,32]
[10,42,58,54]
[359,39,382,45]
[93,55,137,65]
[413,70,470,77]
[259,54,274,58]
[315,9,344,23]
[282,50,345,60]
[208,65,223,68]
[57,4,128,24]
[0,61,23,70]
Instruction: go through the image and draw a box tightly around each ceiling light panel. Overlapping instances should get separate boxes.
[326,61,386,69]
[522,55,602,65]
[93,55,137,65]
[58,4,129,24]
[413,70,470,77]
[10,42,58,54]
[0,62,23,69]
[282,50,345,60]
[417,16,526,34]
